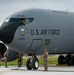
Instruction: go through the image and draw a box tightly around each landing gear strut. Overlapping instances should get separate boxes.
[26,55,39,70]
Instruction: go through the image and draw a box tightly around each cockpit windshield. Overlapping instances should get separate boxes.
[20,18,34,24]
[4,18,34,25]
[4,18,10,22]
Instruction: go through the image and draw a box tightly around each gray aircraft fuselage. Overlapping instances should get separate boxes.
[0,9,74,55]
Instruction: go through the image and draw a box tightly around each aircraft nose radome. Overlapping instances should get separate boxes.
[0,28,4,41]
[0,22,21,44]
[0,27,11,44]
[0,22,15,44]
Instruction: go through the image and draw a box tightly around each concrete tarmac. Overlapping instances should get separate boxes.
[0,66,74,75]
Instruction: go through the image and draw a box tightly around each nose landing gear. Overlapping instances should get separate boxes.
[26,55,39,70]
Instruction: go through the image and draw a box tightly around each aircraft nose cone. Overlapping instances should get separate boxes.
[0,22,21,44]
[0,22,14,44]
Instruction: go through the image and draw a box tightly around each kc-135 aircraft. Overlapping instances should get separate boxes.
[0,8,74,70]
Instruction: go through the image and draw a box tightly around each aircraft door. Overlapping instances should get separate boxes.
[29,39,43,52]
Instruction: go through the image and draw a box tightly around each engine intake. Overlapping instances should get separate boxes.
[0,42,19,62]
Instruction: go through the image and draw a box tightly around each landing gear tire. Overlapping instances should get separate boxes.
[26,58,32,70]
[58,55,65,64]
[71,56,74,65]
[26,55,39,70]
[32,57,39,70]
[65,54,72,66]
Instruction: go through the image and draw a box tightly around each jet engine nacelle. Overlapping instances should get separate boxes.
[0,43,19,61]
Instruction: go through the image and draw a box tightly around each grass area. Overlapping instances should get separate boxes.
[0,56,58,66]
[39,56,58,65]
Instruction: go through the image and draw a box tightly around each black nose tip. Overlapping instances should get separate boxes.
[0,22,15,44]
[0,22,21,44]
[0,22,13,44]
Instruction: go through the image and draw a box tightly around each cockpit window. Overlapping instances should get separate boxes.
[4,18,10,22]
[9,18,20,22]
[20,18,34,24]
[7,18,34,25]
[26,18,34,24]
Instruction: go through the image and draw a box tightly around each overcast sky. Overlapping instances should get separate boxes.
[0,0,74,25]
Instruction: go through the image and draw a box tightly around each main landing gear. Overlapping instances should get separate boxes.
[26,55,39,70]
[58,54,74,66]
